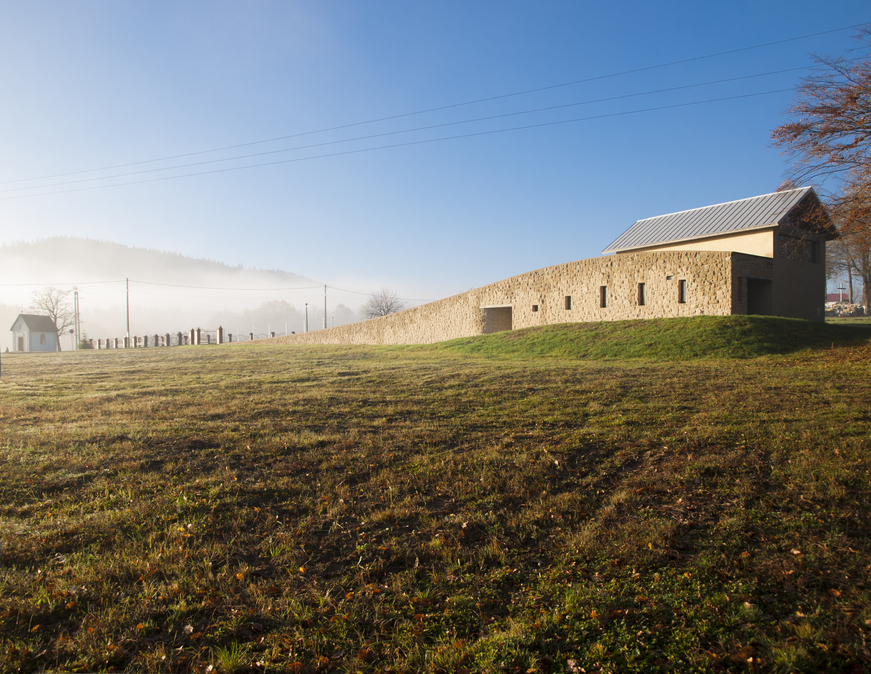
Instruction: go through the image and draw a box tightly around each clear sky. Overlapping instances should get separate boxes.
[1,1,869,307]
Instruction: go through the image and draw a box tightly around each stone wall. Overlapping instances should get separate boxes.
[265,251,750,346]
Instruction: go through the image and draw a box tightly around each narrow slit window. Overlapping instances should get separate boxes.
[678,279,687,304]
[599,286,607,308]
[565,295,572,310]
[637,283,646,306]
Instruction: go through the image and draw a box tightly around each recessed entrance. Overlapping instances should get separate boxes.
[747,278,773,315]
[481,306,512,334]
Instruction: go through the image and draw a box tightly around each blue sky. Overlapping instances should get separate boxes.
[1,1,868,308]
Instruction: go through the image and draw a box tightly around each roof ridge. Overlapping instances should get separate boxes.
[633,186,812,223]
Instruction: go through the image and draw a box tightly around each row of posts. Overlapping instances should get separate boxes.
[93,326,278,350]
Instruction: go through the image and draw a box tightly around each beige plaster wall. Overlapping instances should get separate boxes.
[622,229,776,258]
[264,251,741,346]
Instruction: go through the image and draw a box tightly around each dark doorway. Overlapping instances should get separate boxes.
[17,336,24,352]
[481,306,512,334]
[747,278,773,315]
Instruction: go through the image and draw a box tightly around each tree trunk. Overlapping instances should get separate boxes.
[863,273,871,315]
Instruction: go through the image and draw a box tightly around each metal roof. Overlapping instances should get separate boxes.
[602,187,817,254]
[10,314,58,333]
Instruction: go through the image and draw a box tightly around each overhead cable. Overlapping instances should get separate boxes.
[0,65,815,195]
[0,88,794,201]
[0,22,863,187]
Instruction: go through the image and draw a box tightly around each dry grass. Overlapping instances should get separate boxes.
[1,328,870,672]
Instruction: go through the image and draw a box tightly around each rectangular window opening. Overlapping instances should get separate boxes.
[532,304,539,312]
[599,286,607,308]
[678,279,687,304]
[637,283,646,306]
[565,295,572,310]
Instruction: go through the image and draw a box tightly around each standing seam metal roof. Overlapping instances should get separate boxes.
[602,187,815,254]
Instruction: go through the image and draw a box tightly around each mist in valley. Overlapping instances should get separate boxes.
[0,238,365,351]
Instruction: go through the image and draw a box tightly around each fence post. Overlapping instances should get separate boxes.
[250,332,254,341]
[228,333,233,343]
[217,326,223,344]
[143,335,149,348]
[195,328,201,345]
[270,331,275,338]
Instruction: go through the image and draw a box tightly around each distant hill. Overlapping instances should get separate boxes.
[0,237,326,350]
[0,237,316,288]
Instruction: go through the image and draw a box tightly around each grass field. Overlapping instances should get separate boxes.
[1,316,870,673]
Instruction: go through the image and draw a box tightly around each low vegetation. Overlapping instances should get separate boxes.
[1,316,870,673]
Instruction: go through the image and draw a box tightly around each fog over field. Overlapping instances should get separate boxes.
[0,237,366,351]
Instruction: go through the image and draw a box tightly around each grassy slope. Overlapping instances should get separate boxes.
[0,318,870,673]
[437,315,871,360]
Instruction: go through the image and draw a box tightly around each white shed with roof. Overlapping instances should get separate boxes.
[10,314,59,352]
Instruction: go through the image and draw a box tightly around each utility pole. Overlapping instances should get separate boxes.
[126,278,130,343]
[73,287,80,349]
[305,303,308,332]
[324,285,327,330]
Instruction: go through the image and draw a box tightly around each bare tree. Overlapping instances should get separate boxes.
[30,287,74,351]
[772,28,871,310]
[770,27,871,186]
[827,237,855,301]
[361,288,406,319]
[830,180,871,310]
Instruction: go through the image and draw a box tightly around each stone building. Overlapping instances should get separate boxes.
[271,187,835,346]
[602,186,834,322]
[10,314,59,352]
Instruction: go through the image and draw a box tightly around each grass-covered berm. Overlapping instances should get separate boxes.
[1,316,870,673]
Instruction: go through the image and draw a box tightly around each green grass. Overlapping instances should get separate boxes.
[438,315,871,360]
[827,316,871,327]
[1,316,870,673]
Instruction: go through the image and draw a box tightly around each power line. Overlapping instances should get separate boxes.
[1,278,435,303]
[0,279,125,287]
[130,279,324,291]
[0,88,793,201]
[0,65,814,195]
[0,22,864,188]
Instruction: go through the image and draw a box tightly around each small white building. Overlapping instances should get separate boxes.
[10,314,59,352]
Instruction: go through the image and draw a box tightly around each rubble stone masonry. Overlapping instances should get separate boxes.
[265,251,789,346]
